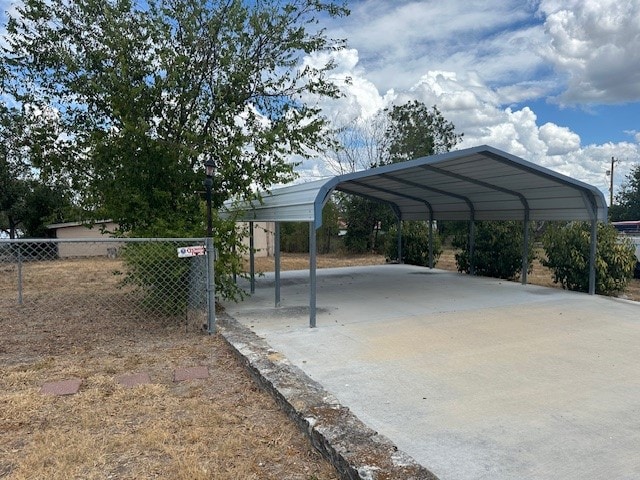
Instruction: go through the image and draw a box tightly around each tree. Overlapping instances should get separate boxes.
[611,165,640,221]
[325,112,389,175]
[342,194,395,253]
[453,221,534,280]
[384,221,442,266]
[0,103,72,238]
[318,199,340,254]
[3,0,349,236]
[339,100,462,254]
[383,101,463,165]
[280,199,341,254]
[542,222,635,295]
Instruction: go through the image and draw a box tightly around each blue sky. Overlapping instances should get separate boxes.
[303,0,640,202]
[2,0,639,202]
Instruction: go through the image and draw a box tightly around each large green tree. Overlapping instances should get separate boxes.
[341,100,462,254]
[0,103,72,238]
[383,100,463,165]
[2,0,348,235]
[611,164,640,221]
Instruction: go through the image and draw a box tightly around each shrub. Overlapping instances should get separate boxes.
[385,221,442,266]
[541,222,635,295]
[118,241,195,316]
[453,221,534,280]
[115,216,249,318]
[280,222,309,253]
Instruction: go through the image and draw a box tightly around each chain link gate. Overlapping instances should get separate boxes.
[0,238,215,332]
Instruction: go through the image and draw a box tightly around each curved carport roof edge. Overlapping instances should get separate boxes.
[223,145,607,229]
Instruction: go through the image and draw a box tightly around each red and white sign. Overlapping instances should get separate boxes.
[177,245,206,258]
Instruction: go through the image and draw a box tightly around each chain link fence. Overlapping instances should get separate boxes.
[0,238,213,331]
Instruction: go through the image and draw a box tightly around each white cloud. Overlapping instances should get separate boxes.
[539,0,640,105]
[539,123,581,155]
[328,0,546,94]
[298,47,640,202]
[327,0,640,108]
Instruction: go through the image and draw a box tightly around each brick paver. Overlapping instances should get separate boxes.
[40,378,82,396]
[173,366,209,382]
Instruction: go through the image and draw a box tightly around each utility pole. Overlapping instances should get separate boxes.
[606,156,617,206]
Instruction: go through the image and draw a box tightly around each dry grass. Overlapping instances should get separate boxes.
[0,258,337,480]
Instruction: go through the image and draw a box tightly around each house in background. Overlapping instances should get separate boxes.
[240,222,275,258]
[47,220,275,259]
[47,220,120,258]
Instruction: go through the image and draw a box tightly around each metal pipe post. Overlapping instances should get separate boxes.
[309,222,317,328]
[274,222,281,307]
[469,220,476,275]
[17,246,23,306]
[428,218,434,269]
[205,236,216,334]
[521,212,530,285]
[589,219,597,295]
[249,222,255,294]
[397,218,403,263]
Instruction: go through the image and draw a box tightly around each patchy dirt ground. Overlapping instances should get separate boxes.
[0,258,338,480]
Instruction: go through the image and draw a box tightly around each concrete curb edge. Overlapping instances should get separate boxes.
[218,313,439,480]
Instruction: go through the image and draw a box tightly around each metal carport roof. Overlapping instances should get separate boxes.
[222,145,608,326]
[224,145,607,227]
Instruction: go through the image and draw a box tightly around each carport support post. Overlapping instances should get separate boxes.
[469,220,476,275]
[275,222,281,307]
[309,222,317,327]
[521,213,530,285]
[397,218,403,263]
[249,222,255,294]
[428,217,434,269]
[589,219,597,295]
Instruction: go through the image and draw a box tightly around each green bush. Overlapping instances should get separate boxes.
[541,222,635,295]
[453,221,534,280]
[343,196,395,254]
[115,215,249,318]
[385,221,442,266]
[280,222,309,253]
[117,241,194,316]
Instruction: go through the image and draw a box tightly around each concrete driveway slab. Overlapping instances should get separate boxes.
[221,264,640,480]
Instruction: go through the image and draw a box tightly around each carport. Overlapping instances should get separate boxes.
[223,145,608,327]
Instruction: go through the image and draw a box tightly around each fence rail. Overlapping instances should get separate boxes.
[0,238,215,332]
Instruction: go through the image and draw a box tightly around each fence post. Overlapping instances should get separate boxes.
[206,237,216,334]
[17,244,23,306]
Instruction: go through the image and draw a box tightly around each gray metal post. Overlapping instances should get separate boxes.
[275,222,281,307]
[469,220,476,275]
[17,245,23,306]
[249,221,255,294]
[309,221,317,328]
[521,212,530,285]
[428,218,434,269]
[205,236,216,334]
[589,219,597,295]
[396,218,403,263]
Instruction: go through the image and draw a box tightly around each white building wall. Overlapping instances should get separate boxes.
[49,222,121,258]
[240,221,275,258]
